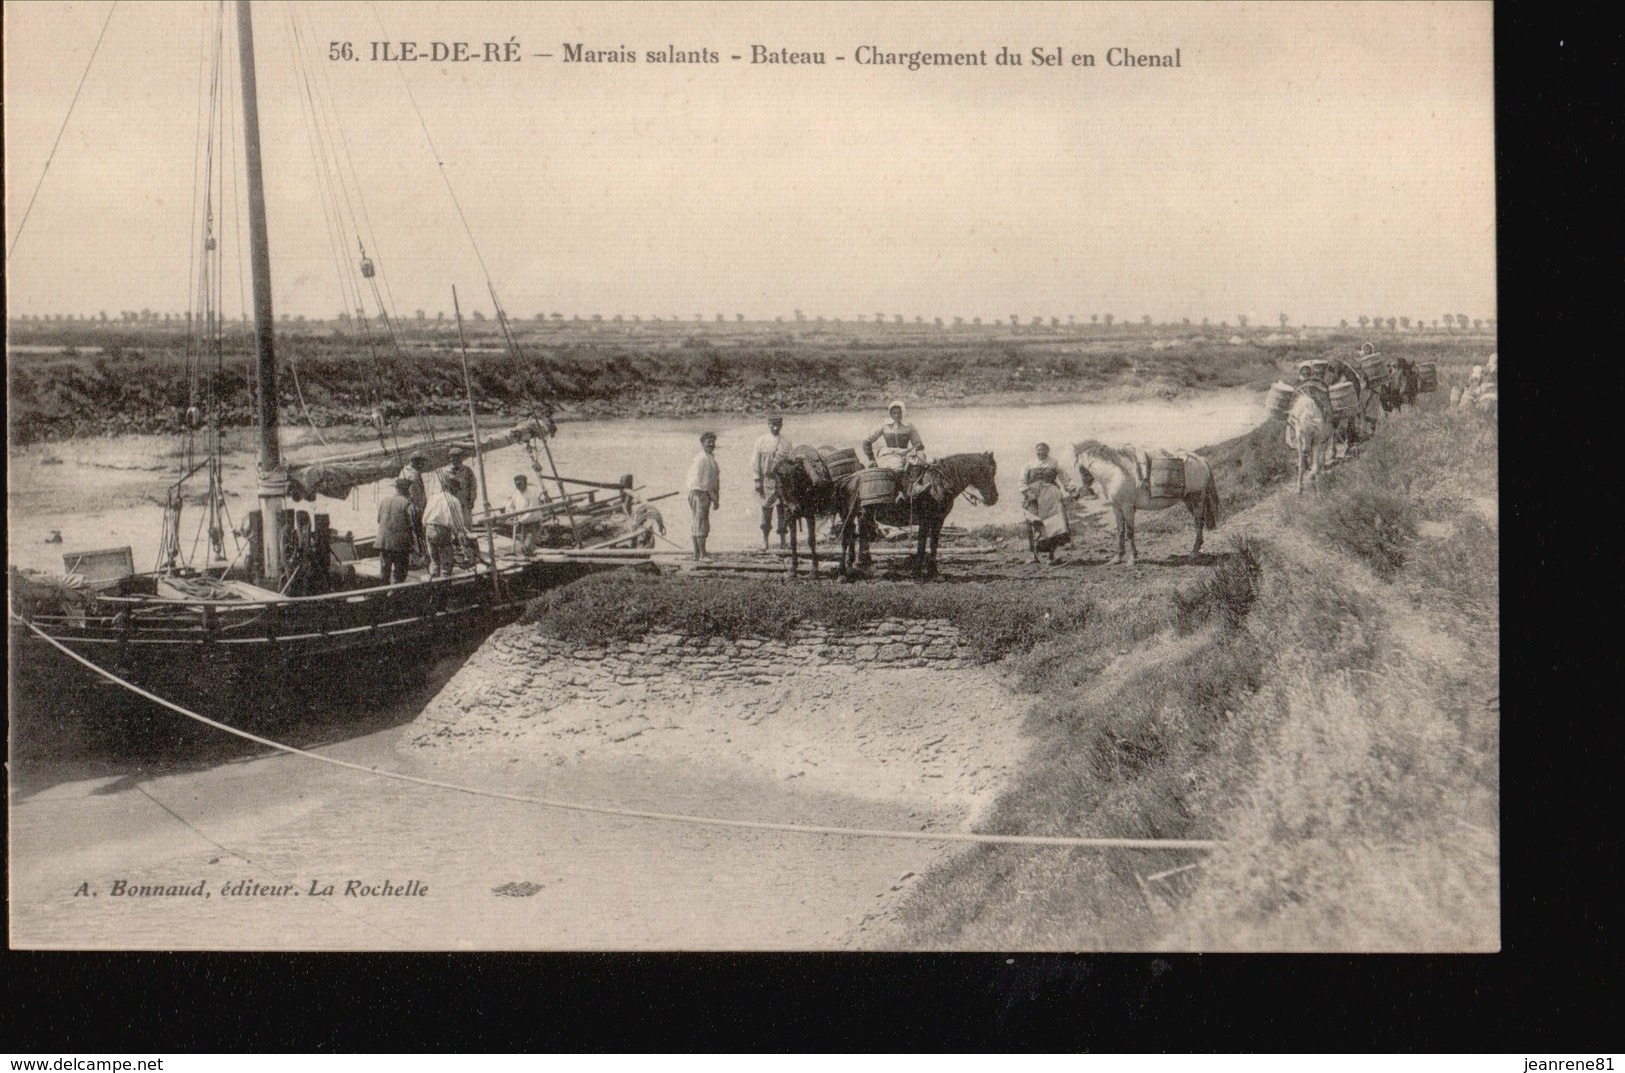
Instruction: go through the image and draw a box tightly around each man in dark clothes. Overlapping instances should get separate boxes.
[398,453,428,513]
[376,476,419,584]
[444,448,477,521]
[398,452,429,549]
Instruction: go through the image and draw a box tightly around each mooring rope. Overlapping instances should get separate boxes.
[14,614,1223,852]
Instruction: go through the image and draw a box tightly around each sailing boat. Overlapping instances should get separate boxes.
[8,1,652,736]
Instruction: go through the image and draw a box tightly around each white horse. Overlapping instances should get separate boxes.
[1071,441,1221,565]
[1285,390,1335,494]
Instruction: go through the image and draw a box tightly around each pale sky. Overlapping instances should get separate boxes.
[4,1,1496,325]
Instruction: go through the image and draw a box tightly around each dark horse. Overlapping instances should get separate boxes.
[771,452,843,578]
[837,452,998,580]
[1380,356,1422,413]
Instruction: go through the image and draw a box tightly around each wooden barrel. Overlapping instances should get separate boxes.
[856,468,896,506]
[1329,381,1358,419]
[1147,456,1187,499]
[1265,381,1295,420]
[1359,352,1390,383]
[1416,362,1439,392]
[819,446,862,482]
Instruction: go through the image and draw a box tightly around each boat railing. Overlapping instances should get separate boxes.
[23,568,522,644]
[20,548,647,645]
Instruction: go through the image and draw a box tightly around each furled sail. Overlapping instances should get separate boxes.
[286,420,552,501]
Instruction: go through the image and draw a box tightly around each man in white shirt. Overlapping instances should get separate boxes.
[421,473,470,578]
[751,416,791,552]
[685,430,721,562]
[505,474,545,557]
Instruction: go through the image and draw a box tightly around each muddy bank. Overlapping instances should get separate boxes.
[9,598,1040,950]
[8,726,970,949]
[8,631,1027,951]
[410,619,1032,830]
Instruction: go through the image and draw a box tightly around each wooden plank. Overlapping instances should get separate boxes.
[536,553,655,564]
[579,525,655,551]
[684,561,804,575]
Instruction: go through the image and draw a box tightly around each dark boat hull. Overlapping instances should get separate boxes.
[8,557,628,757]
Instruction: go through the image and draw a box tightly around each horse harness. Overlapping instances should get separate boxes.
[1295,380,1334,422]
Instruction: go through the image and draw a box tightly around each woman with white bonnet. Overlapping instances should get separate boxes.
[861,400,925,472]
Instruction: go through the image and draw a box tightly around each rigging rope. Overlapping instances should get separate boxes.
[369,1,497,286]
[306,7,402,320]
[287,357,332,447]
[14,614,1223,853]
[287,5,432,443]
[6,1,121,264]
[182,4,210,408]
[283,5,384,435]
[164,5,244,574]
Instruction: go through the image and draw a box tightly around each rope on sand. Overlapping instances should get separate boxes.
[15,615,1224,852]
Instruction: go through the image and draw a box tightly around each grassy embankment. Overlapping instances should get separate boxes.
[518,353,1498,950]
[9,320,1484,443]
[898,362,1497,951]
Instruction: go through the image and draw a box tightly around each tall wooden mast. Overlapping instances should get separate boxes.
[236,0,286,585]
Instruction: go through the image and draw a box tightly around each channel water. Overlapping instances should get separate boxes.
[7,386,1263,573]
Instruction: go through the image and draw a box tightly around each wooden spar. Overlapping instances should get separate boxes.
[451,286,501,599]
[235,0,285,585]
[549,476,643,491]
[484,278,580,545]
[476,490,629,527]
[538,431,582,548]
[473,485,675,536]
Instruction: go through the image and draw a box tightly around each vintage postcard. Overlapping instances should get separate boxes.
[6,1,1497,951]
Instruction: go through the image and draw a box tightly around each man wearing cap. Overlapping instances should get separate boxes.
[862,401,925,472]
[399,453,428,512]
[376,476,419,584]
[398,453,429,546]
[751,416,791,552]
[686,430,721,562]
[506,474,545,557]
[443,448,477,522]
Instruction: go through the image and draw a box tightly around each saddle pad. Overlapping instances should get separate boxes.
[790,444,831,485]
[908,464,951,502]
[1295,382,1333,421]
